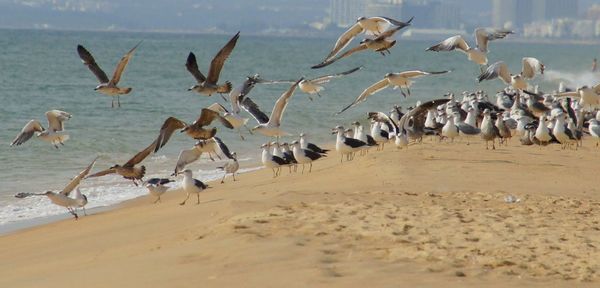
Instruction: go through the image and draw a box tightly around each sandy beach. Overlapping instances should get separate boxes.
[2,139,600,287]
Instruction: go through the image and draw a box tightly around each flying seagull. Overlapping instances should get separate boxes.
[11,110,71,149]
[87,140,157,186]
[15,157,97,219]
[269,67,363,100]
[312,23,410,69]
[172,137,234,175]
[186,32,240,99]
[77,41,141,108]
[477,58,545,90]
[554,85,600,111]
[320,16,413,64]
[337,70,450,114]
[153,109,233,153]
[396,98,452,141]
[426,28,513,69]
[242,78,303,141]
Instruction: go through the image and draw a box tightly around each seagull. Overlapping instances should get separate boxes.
[173,137,234,175]
[478,58,545,90]
[554,85,600,112]
[351,121,377,148]
[153,109,233,153]
[143,178,174,204]
[11,110,71,149]
[178,169,209,206]
[77,42,141,108]
[261,143,287,177]
[367,111,408,150]
[495,115,512,145]
[552,113,576,149]
[441,114,459,142]
[370,121,389,150]
[332,125,367,162]
[426,28,513,68]
[299,133,329,154]
[290,140,326,173]
[186,32,240,98]
[87,140,157,186]
[280,143,298,172]
[243,78,303,141]
[320,16,413,63]
[534,116,552,146]
[312,24,409,69]
[588,119,600,146]
[337,70,450,114]
[15,157,97,219]
[272,67,363,100]
[480,109,500,149]
[217,152,239,183]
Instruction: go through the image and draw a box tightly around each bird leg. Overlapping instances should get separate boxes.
[316,91,322,98]
[180,193,190,205]
[301,164,305,174]
[407,87,411,96]
[67,208,78,220]
[219,93,229,102]
[154,197,161,204]
[399,87,408,98]
[118,95,121,107]
[83,206,87,216]
[196,193,200,205]
[111,98,115,108]
[221,174,226,184]
[309,162,313,173]
[238,130,245,141]
[233,173,236,181]
[245,125,254,135]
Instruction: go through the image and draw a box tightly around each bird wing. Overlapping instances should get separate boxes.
[207,31,240,84]
[478,61,511,84]
[110,40,141,85]
[377,25,403,40]
[206,102,229,114]
[185,52,206,82]
[124,140,158,167]
[311,43,368,69]
[193,108,233,129]
[337,78,390,114]
[475,28,513,53]
[309,66,363,84]
[426,35,470,53]
[269,78,302,126]
[174,147,203,175]
[398,98,451,132]
[398,70,450,79]
[377,16,413,30]
[61,157,98,196]
[368,111,399,134]
[553,91,579,98]
[213,137,234,159]
[521,57,545,79]
[45,110,71,132]
[241,97,270,124]
[10,120,44,146]
[153,117,187,153]
[76,45,110,84]
[325,22,364,60]
[87,167,116,178]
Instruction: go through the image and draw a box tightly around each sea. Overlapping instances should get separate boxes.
[1,28,598,229]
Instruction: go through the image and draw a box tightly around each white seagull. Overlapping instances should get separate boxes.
[290,140,326,173]
[172,137,234,175]
[337,70,450,114]
[426,28,513,67]
[332,125,367,162]
[261,143,287,177]
[178,169,209,206]
[143,178,174,204]
[217,152,239,183]
[11,110,71,149]
[15,157,97,219]
[77,42,141,108]
[242,78,302,140]
[478,58,545,91]
[554,85,600,112]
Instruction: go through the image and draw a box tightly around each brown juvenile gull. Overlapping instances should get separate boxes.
[77,41,141,108]
[87,140,157,186]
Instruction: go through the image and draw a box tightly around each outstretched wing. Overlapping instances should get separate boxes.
[124,140,158,167]
[153,117,187,153]
[207,31,240,84]
[10,120,44,146]
[87,167,116,178]
[193,108,233,129]
[309,66,363,84]
[110,40,141,85]
[270,78,302,126]
[61,157,98,196]
[45,110,71,132]
[337,78,390,114]
[324,23,365,60]
[241,97,270,124]
[77,45,110,84]
[312,44,368,69]
[213,137,234,160]
[426,35,470,54]
[521,57,545,79]
[378,16,413,29]
[368,111,399,134]
[185,52,206,83]
[397,70,450,79]
[475,28,513,53]
[173,147,203,175]
[398,98,452,133]
[478,61,511,84]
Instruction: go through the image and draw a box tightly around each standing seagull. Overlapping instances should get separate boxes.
[186,32,240,98]
[243,78,303,141]
[77,42,141,107]
[290,140,326,173]
[337,70,450,114]
[312,24,409,69]
[426,28,513,68]
[178,169,209,206]
[11,110,71,149]
[217,152,239,183]
[261,143,287,177]
[15,157,97,219]
[87,140,157,186]
[478,58,545,91]
[332,125,367,162]
[143,178,174,204]
[153,109,233,152]
[299,133,329,154]
[321,16,413,62]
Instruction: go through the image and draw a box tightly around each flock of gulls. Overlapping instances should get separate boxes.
[10,15,600,220]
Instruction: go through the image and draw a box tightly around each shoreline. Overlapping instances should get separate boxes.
[2,140,600,286]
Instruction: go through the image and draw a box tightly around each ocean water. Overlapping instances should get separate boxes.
[1,28,598,227]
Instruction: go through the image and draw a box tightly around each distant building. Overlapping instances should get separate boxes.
[492,0,533,29]
[330,0,366,28]
[532,0,578,22]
